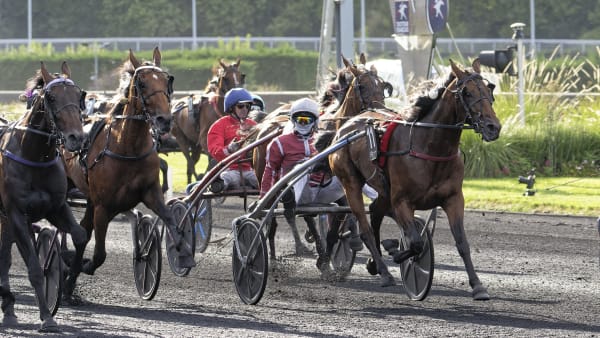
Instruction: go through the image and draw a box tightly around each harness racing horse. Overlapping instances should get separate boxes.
[61,48,193,298]
[0,62,87,331]
[251,54,389,267]
[171,58,245,183]
[329,59,501,300]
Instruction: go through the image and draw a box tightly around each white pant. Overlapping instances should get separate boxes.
[220,169,259,190]
[294,175,346,205]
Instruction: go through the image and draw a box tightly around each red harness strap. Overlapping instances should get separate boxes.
[378,121,398,167]
[378,121,460,167]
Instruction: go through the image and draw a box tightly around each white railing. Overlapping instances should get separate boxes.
[0,37,598,57]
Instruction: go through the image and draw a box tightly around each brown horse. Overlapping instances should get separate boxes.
[171,58,245,183]
[0,62,87,331]
[251,54,390,262]
[61,48,192,297]
[329,59,501,300]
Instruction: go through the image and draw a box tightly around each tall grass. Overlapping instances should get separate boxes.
[463,47,600,178]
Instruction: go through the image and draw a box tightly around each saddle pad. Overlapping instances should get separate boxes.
[378,121,398,167]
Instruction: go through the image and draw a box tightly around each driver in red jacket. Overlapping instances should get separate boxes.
[207,88,258,191]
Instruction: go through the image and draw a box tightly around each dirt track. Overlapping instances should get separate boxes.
[2,198,600,337]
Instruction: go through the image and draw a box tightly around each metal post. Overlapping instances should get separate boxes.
[27,0,32,51]
[360,0,366,54]
[511,23,526,126]
[192,0,197,50]
[529,0,535,58]
[334,0,342,68]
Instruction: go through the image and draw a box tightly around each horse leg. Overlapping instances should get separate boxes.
[443,199,490,300]
[281,191,311,256]
[10,214,57,331]
[81,206,112,276]
[345,183,395,287]
[366,198,388,275]
[304,216,330,275]
[142,186,195,268]
[46,204,88,303]
[0,232,17,326]
[267,218,278,261]
[159,158,169,193]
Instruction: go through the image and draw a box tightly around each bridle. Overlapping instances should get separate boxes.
[1,77,85,167]
[350,69,388,112]
[217,65,243,95]
[451,73,495,134]
[90,65,173,167]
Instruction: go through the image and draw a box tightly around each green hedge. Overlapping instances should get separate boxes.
[0,42,319,91]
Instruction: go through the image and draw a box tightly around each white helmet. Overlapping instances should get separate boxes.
[289,98,319,120]
[289,98,319,136]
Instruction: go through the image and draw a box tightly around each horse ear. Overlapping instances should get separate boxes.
[152,46,161,67]
[129,49,141,69]
[472,58,482,73]
[359,53,367,65]
[40,61,53,85]
[449,59,465,78]
[342,55,352,68]
[235,57,241,67]
[61,61,71,78]
[219,58,227,69]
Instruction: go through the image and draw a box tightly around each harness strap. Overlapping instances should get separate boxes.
[3,149,60,168]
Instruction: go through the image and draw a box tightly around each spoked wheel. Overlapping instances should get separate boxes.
[193,198,212,253]
[318,214,356,278]
[232,217,268,305]
[399,216,434,301]
[36,227,62,316]
[132,215,162,300]
[165,200,196,277]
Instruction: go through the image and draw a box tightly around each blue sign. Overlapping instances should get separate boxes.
[427,0,448,33]
[393,0,409,35]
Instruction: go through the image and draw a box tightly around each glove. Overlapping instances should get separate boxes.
[227,138,242,153]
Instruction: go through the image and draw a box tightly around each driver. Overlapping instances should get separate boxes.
[207,88,259,191]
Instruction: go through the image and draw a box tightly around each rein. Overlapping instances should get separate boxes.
[88,66,169,169]
[0,78,82,168]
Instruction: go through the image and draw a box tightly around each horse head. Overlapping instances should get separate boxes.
[124,47,174,134]
[449,59,501,141]
[34,61,85,152]
[216,58,244,94]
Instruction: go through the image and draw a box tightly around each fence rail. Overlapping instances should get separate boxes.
[0,37,598,58]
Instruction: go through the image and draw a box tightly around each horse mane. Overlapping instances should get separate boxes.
[112,59,156,100]
[399,71,456,122]
[24,72,45,92]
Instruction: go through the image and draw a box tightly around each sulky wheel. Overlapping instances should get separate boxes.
[399,216,434,301]
[166,200,196,277]
[36,227,62,316]
[232,217,268,305]
[132,215,162,300]
[192,198,212,253]
[318,214,356,279]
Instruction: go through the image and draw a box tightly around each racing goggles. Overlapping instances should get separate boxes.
[293,115,315,125]
[235,103,251,110]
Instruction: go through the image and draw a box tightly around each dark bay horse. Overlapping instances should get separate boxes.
[329,59,501,300]
[61,48,192,297]
[171,58,245,183]
[0,62,87,331]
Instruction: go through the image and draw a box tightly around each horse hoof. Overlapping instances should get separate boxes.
[295,244,313,257]
[349,234,363,251]
[81,259,95,275]
[2,314,18,326]
[39,317,59,333]
[304,230,315,243]
[178,255,196,269]
[472,285,490,300]
[380,274,396,287]
[366,258,378,275]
